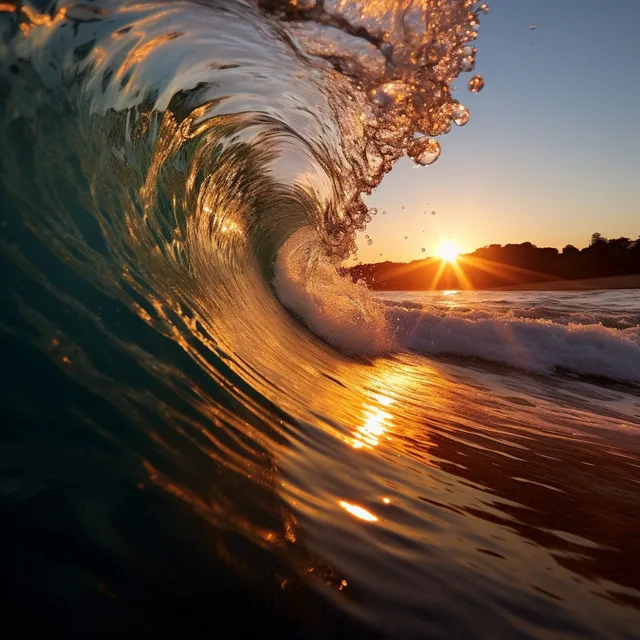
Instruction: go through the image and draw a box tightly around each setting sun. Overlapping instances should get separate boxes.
[436,242,460,263]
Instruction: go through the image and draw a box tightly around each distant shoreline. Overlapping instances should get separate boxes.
[485,274,640,291]
[367,274,640,292]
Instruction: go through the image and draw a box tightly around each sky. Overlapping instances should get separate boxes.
[354,0,640,264]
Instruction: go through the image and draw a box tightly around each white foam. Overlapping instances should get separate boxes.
[274,229,394,355]
[388,303,640,384]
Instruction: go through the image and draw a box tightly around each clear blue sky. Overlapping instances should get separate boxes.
[355,0,640,264]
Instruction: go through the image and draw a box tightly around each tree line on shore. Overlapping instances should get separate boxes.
[346,233,640,290]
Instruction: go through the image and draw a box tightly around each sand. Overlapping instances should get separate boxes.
[486,274,640,292]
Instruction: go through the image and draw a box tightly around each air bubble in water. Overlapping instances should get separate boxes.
[468,75,485,93]
[407,137,441,166]
[452,104,470,126]
[367,239,373,246]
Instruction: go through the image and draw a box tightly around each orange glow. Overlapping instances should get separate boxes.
[436,241,460,263]
[339,501,378,522]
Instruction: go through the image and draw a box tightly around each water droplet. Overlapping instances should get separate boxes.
[365,234,369,239]
[382,210,387,215]
[468,75,485,93]
[460,56,475,72]
[422,248,426,252]
[369,207,378,215]
[367,239,373,246]
[404,236,408,240]
[452,104,470,126]
[460,46,476,72]
[407,137,441,166]
[479,3,490,14]
[401,206,405,210]
[529,23,537,30]
[431,210,436,215]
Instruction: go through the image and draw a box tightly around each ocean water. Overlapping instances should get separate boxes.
[1,1,640,638]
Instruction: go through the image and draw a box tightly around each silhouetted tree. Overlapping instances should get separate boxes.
[347,233,640,290]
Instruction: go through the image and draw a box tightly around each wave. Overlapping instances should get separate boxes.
[0,0,487,542]
[385,300,640,384]
[4,3,640,635]
[1,0,635,389]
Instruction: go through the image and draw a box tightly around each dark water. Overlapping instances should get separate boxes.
[1,1,640,638]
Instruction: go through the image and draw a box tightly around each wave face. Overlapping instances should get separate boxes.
[2,2,640,638]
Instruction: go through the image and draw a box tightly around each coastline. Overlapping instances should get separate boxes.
[484,274,640,292]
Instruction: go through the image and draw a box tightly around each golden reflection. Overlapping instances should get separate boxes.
[349,389,395,449]
[339,501,378,522]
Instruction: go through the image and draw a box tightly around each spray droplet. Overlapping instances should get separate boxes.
[468,75,485,93]
[369,207,378,215]
[479,3,490,14]
[529,23,537,30]
[452,104,470,126]
[407,137,441,166]
[460,57,475,73]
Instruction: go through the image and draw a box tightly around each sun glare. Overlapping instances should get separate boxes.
[436,241,460,263]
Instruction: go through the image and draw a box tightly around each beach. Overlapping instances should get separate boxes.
[488,274,640,291]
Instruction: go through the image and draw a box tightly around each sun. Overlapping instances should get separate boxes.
[436,241,460,263]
